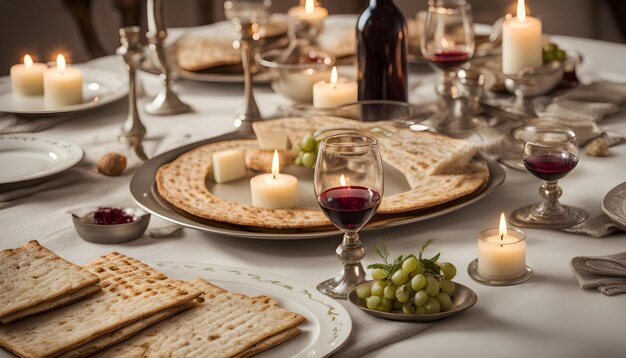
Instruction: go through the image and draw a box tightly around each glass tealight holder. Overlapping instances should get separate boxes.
[468,228,533,286]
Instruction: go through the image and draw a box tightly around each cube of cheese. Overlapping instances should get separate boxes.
[212,150,246,183]
[255,129,288,150]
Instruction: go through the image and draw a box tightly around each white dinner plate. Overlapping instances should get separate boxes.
[0,66,127,115]
[154,262,352,357]
[0,134,83,188]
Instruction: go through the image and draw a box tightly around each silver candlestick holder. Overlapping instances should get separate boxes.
[232,22,263,135]
[503,61,563,117]
[145,0,191,116]
[117,26,149,161]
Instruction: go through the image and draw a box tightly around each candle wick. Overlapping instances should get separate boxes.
[273,172,276,180]
[500,233,503,248]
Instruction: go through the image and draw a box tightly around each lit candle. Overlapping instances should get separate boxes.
[250,150,298,209]
[477,213,527,279]
[43,54,83,108]
[287,0,328,29]
[502,0,542,74]
[10,54,47,96]
[312,66,358,109]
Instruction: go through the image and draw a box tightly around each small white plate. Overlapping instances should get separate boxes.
[0,134,83,188]
[0,66,127,115]
[154,262,353,357]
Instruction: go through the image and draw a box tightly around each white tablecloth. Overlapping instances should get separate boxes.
[2,35,626,357]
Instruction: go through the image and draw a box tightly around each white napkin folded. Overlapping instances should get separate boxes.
[0,114,71,134]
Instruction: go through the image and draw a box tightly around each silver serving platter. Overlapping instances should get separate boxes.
[602,182,626,228]
[130,131,505,240]
[347,280,478,322]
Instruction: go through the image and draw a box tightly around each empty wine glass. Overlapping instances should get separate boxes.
[224,0,271,133]
[314,133,384,298]
[421,0,475,98]
[510,128,588,228]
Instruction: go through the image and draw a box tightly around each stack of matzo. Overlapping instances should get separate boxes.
[155,117,489,229]
[97,279,306,358]
[0,251,202,357]
[0,241,100,324]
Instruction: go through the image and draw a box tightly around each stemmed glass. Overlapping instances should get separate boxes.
[510,128,588,228]
[421,0,475,98]
[224,0,271,133]
[314,133,384,298]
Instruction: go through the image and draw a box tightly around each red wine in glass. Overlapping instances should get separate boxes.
[318,186,382,231]
[425,50,470,71]
[523,151,578,182]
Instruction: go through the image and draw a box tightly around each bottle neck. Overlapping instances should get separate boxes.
[369,0,393,7]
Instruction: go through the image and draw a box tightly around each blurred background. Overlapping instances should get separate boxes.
[1,0,624,74]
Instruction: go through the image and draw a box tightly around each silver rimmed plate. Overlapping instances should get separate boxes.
[347,280,477,322]
[602,182,626,228]
[0,66,127,115]
[152,262,352,357]
[130,131,506,239]
[0,134,83,190]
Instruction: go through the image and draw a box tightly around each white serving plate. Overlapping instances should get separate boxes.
[154,262,352,357]
[0,134,83,189]
[0,66,127,115]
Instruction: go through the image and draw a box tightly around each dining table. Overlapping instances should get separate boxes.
[2,32,626,358]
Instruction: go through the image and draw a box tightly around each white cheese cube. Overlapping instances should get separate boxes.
[255,130,288,150]
[212,150,246,183]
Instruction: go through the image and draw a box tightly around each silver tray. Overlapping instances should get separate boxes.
[602,181,626,228]
[130,131,505,240]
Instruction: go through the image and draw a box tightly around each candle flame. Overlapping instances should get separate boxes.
[330,66,338,86]
[340,174,346,186]
[56,54,66,74]
[305,0,314,14]
[499,212,508,237]
[517,0,526,22]
[24,54,33,69]
[271,150,280,179]
[440,37,449,48]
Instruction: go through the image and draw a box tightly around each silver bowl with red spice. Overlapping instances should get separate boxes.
[71,206,150,244]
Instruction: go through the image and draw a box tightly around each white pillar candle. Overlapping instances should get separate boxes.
[43,54,83,108]
[250,150,298,209]
[10,55,47,96]
[313,66,358,109]
[477,213,527,278]
[288,0,328,29]
[502,0,542,74]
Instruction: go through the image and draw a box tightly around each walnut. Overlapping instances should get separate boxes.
[97,152,127,176]
[585,137,609,157]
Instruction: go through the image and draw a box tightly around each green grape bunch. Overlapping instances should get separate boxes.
[356,240,458,314]
[543,42,567,64]
[293,134,323,169]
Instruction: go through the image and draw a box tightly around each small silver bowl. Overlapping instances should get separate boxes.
[71,207,150,244]
[504,60,564,97]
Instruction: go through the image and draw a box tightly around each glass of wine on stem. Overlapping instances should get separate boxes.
[421,0,475,98]
[510,128,588,228]
[314,133,384,298]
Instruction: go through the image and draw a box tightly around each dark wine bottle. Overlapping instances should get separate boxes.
[357,0,408,102]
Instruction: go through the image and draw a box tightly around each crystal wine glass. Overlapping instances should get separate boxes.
[224,0,271,133]
[510,128,588,228]
[314,132,384,298]
[421,0,475,98]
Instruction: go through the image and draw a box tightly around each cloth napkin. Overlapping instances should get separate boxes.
[0,169,88,209]
[570,252,626,296]
[333,300,433,357]
[533,80,626,144]
[564,214,626,238]
[0,114,71,134]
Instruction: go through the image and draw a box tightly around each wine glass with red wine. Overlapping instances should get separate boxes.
[421,0,475,97]
[510,128,588,228]
[314,132,384,298]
